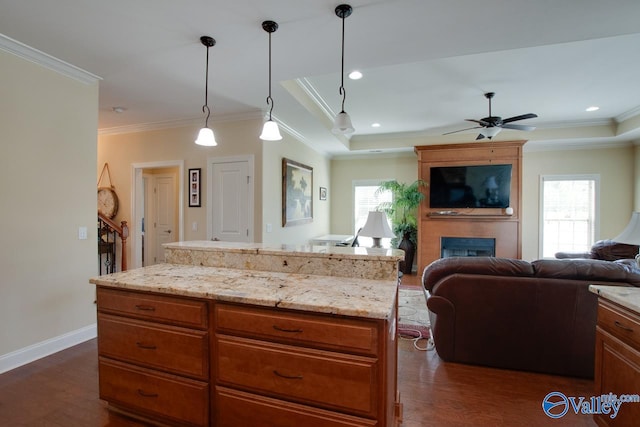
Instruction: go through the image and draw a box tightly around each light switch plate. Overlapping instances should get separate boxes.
[78,226,88,240]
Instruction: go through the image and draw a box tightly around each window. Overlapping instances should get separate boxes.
[353,180,393,247]
[540,175,599,258]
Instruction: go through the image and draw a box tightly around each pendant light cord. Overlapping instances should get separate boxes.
[202,44,211,127]
[338,12,347,113]
[266,30,274,120]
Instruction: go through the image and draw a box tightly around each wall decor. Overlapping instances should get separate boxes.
[320,187,327,201]
[189,168,201,207]
[282,158,313,226]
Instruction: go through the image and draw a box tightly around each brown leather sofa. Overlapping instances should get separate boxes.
[422,256,640,378]
[555,239,639,261]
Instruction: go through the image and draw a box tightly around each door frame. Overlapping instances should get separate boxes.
[207,155,254,242]
[131,160,184,269]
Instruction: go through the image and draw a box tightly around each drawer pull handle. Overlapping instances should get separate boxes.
[136,342,157,350]
[137,389,158,398]
[135,304,156,311]
[615,321,634,332]
[273,325,303,333]
[273,370,303,380]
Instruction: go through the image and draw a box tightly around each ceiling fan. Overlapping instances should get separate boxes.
[444,92,538,140]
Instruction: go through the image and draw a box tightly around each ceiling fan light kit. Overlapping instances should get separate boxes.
[259,20,283,141]
[195,35,218,146]
[445,91,538,141]
[332,4,355,135]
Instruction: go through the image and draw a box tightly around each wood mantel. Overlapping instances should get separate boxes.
[415,141,525,273]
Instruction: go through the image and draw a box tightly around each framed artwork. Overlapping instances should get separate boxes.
[189,168,201,207]
[282,158,313,227]
[319,187,327,201]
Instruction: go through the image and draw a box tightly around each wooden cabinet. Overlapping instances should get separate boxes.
[213,302,399,427]
[594,299,640,426]
[414,141,524,273]
[96,288,401,427]
[97,287,210,426]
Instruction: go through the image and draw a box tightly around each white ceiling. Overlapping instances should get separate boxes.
[2,0,640,156]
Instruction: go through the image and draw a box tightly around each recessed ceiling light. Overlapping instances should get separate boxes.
[371,123,381,128]
[586,106,599,112]
[348,70,363,80]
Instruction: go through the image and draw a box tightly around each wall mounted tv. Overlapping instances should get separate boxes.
[429,164,512,209]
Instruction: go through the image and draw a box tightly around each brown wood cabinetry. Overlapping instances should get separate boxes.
[96,287,210,426]
[96,288,400,426]
[414,141,525,273]
[213,302,398,427]
[594,299,640,426]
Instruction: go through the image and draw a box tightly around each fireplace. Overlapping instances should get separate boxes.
[441,237,495,258]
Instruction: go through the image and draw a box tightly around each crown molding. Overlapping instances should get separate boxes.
[0,33,101,84]
[295,77,337,121]
[617,105,640,123]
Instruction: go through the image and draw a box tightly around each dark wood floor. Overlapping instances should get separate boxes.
[0,274,598,426]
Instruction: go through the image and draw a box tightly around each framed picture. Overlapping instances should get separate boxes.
[282,158,313,227]
[319,187,327,201]
[189,168,201,207]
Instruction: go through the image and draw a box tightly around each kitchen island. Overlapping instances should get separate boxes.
[90,241,404,427]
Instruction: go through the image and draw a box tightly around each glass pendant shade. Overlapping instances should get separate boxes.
[480,127,502,139]
[260,120,282,141]
[332,111,354,134]
[195,127,217,146]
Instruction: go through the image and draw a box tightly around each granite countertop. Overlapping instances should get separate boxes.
[164,241,405,261]
[90,263,398,320]
[589,285,640,314]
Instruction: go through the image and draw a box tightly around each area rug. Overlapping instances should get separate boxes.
[398,287,431,340]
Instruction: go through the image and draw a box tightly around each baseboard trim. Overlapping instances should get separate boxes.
[0,323,97,374]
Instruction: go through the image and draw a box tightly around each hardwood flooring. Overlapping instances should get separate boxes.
[0,274,598,426]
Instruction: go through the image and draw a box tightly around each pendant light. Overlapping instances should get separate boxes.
[195,35,218,146]
[259,20,283,141]
[332,4,355,135]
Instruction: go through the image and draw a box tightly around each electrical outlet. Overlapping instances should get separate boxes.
[78,226,88,240]
[266,223,272,233]
[192,222,198,231]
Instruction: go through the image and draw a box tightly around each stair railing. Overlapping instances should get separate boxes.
[98,212,129,274]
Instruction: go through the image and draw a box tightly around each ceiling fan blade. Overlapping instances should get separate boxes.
[502,113,538,124]
[502,123,536,131]
[443,126,481,136]
[466,119,491,126]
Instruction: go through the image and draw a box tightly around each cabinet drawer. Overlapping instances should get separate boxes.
[99,358,208,426]
[598,300,640,349]
[98,314,208,379]
[216,335,378,418]
[97,287,207,329]
[215,303,379,356]
[215,386,377,427]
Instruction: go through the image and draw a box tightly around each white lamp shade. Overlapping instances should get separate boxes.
[359,211,395,239]
[613,212,640,245]
[259,120,282,141]
[332,111,355,135]
[480,127,501,139]
[195,127,218,146]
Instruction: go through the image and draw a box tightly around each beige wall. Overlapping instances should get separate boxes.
[0,49,99,359]
[330,153,419,235]
[98,119,265,265]
[522,144,635,260]
[262,134,331,245]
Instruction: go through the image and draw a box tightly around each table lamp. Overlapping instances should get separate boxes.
[359,211,395,248]
[612,211,640,266]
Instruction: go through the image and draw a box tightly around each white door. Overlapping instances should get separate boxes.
[211,161,250,242]
[151,174,176,263]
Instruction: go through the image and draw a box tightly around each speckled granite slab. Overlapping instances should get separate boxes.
[90,263,397,320]
[164,241,404,281]
[589,285,640,314]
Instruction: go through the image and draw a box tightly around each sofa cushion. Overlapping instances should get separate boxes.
[422,256,534,291]
[531,258,640,287]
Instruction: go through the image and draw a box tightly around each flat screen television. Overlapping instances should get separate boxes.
[429,164,512,209]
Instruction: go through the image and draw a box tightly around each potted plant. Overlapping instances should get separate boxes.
[377,179,427,274]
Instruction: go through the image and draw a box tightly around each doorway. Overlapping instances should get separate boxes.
[132,161,184,269]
